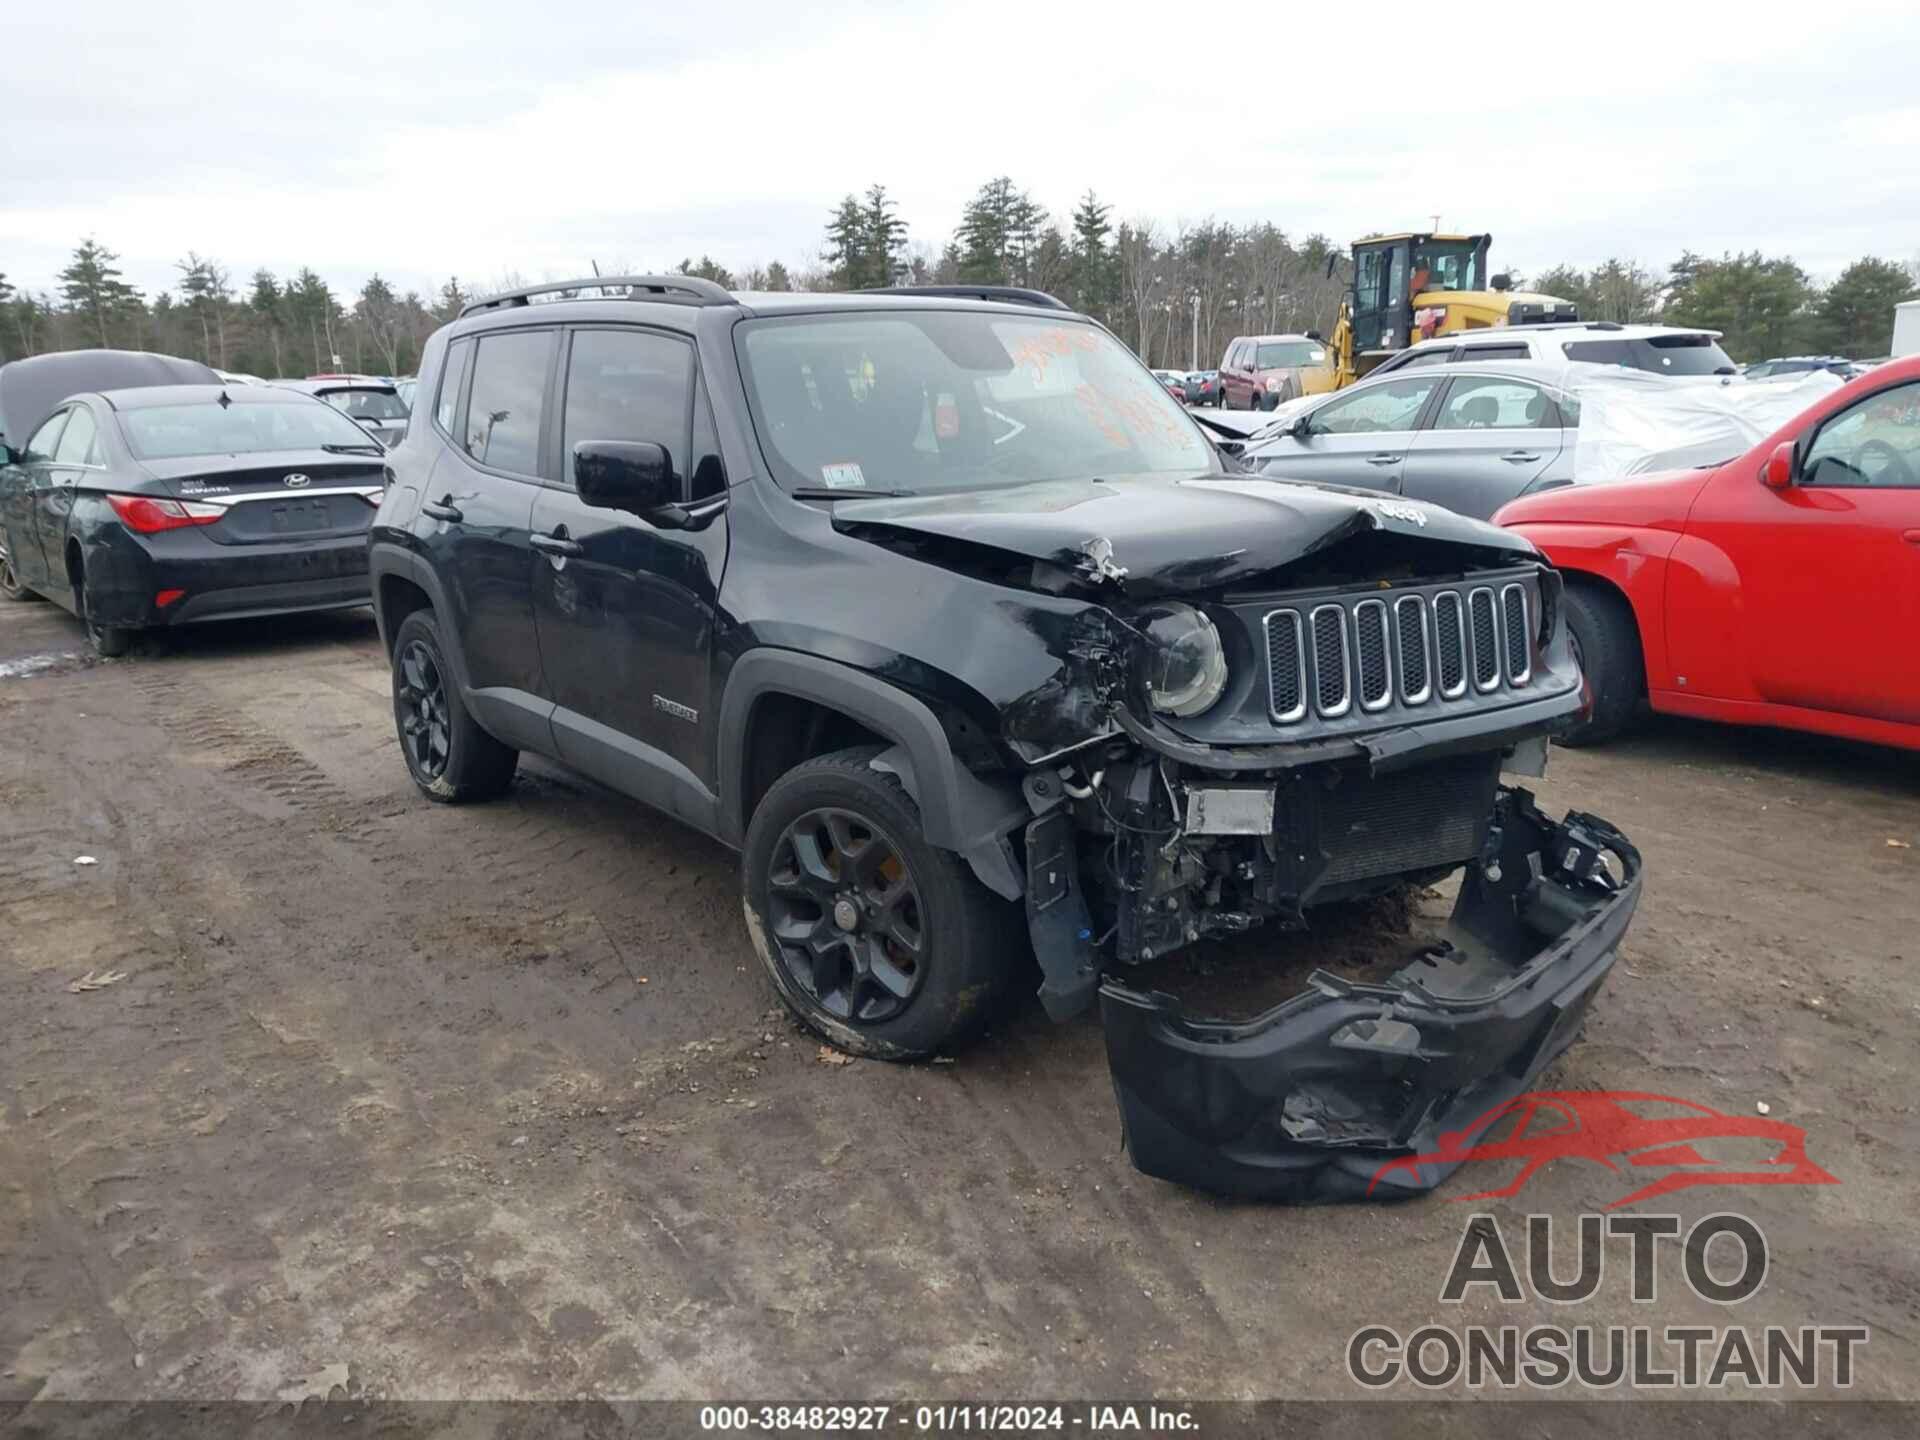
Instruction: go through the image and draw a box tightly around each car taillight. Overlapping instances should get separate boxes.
[107,494,225,534]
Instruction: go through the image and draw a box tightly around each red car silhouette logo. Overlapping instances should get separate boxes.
[1368,1090,1838,1208]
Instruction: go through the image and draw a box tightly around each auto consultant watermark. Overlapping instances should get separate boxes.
[1344,1091,1866,1392]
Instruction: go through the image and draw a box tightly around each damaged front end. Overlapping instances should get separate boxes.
[1100,791,1640,1201]
[828,477,1641,1201]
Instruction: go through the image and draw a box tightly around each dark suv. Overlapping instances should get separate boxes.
[369,276,1642,1201]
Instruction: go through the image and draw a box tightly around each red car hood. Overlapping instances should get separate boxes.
[1494,465,1716,531]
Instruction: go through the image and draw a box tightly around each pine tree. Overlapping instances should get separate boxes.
[176,252,232,366]
[434,277,470,321]
[860,184,907,287]
[59,237,141,348]
[763,260,792,293]
[1070,190,1113,315]
[823,194,868,288]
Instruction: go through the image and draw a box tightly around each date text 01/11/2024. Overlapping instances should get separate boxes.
[696,1403,1199,1432]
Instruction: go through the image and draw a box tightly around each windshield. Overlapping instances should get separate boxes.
[121,401,384,460]
[321,388,407,421]
[1254,341,1326,369]
[1410,243,1485,293]
[737,312,1216,495]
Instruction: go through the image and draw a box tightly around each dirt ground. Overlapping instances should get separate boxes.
[1,598,1915,1408]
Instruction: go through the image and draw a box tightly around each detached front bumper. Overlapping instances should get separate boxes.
[1099,788,1641,1202]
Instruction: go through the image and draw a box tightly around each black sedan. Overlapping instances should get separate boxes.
[0,363,384,657]
[274,378,409,448]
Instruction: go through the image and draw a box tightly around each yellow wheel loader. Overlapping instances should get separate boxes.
[1328,233,1578,388]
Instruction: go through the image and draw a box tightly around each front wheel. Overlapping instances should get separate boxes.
[742,746,1022,1060]
[390,608,518,802]
[1558,584,1643,746]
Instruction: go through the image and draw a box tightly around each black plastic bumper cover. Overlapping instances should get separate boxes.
[1099,788,1641,1202]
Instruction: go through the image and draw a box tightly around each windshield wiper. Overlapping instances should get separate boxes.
[322,442,384,454]
[788,486,918,499]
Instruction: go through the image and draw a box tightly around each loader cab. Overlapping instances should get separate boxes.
[1349,233,1493,352]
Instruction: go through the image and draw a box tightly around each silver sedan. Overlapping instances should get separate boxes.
[1241,360,1579,520]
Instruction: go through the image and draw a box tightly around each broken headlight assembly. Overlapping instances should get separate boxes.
[1135,602,1228,718]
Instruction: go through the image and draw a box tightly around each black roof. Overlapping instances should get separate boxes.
[0,349,219,446]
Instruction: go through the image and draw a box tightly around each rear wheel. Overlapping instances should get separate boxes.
[74,570,134,657]
[390,608,517,802]
[1,548,39,602]
[1559,583,1643,746]
[742,746,1021,1060]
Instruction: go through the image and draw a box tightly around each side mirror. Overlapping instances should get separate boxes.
[1288,414,1314,440]
[1491,272,1513,293]
[1762,440,1795,490]
[574,440,684,523]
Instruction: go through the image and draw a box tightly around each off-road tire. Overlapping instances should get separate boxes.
[742,744,1022,1060]
[1559,582,1643,746]
[390,608,517,802]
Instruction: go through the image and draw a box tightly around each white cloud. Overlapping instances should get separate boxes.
[4,0,1916,300]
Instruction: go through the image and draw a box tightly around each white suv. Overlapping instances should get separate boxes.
[1370,322,1738,380]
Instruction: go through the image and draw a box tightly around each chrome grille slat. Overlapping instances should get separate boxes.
[1468,587,1500,692]
[1395,595,1431,704]
[1501,583,1531,683]
[1263,609,1307,722]
[1309,604,1351,717]
[1354,600,1391,712]
[1434,591,1467,698]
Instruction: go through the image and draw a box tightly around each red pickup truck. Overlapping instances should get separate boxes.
[1494,357,1920,751]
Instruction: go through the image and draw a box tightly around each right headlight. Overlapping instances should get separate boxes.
[1137,602,1229,718]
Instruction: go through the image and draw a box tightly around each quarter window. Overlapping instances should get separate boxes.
[53,406,99,464]
[1802,381,1920,488]
[1433,378,1556,431]
[463,330,555,476]
[1307,376,1441,435]
[561,329,693,489]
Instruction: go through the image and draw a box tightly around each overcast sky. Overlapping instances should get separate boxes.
[4,0,1916,304]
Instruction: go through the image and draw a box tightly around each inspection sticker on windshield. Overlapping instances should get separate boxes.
[819,462,867,490]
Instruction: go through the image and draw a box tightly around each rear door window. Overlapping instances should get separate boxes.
[463,329,556,477]
[1433,377,1556,431]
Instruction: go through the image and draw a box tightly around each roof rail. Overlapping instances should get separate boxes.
[459,274,732,318]
[858,285,1072,311]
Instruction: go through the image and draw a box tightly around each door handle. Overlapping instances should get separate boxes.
[1501,450,1542,463]
[421,495,462,522]
[530,529,583,558]
[1365,453,1400,466]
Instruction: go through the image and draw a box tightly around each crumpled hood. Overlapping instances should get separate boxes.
[828,475,1538,595]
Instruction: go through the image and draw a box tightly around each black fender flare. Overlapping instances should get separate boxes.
[717,649,1026,900]
[368,541,473,692]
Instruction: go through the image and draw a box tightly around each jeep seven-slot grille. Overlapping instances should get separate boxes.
[1263,578,1532,723]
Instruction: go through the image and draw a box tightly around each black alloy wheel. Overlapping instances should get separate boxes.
[396,638,452,782]
[764,807,926,1025]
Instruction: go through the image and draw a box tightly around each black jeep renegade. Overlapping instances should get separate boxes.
[370,276,1641,1201]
